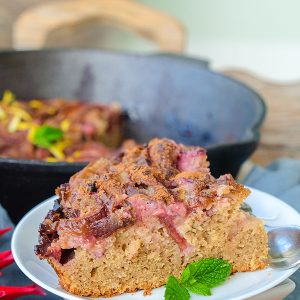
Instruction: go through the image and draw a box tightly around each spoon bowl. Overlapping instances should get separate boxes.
[268,225,300,269]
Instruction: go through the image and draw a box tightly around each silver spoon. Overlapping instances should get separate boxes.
[240,203,300,269]
[267,225,300,269]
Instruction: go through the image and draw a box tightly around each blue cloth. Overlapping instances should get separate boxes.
[242,158,300,300]
[1,158,299,299]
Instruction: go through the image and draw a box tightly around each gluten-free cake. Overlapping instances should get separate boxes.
[35,138,268,297]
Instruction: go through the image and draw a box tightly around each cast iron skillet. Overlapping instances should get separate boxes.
[0,49,265,222]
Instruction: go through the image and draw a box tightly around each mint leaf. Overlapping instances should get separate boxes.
[164,275,190,300]
[165,258,232,299]
[32,125,64,148]
[186,282,212,296]
[182,258,231,288]
[180,266,191,285]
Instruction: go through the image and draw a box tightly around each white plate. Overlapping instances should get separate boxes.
[12,187,300,300]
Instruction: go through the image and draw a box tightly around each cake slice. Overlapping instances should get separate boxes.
[35,138,268,297]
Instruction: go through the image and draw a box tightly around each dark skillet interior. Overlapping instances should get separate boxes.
[0,49,265,222]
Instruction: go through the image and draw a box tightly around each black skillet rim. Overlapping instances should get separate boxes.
[0,48,266,171]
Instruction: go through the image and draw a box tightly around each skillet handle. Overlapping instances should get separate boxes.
[12,0,185,52]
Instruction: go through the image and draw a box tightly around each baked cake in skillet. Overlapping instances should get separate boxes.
[0,95,123,162]
[35,138,268,297]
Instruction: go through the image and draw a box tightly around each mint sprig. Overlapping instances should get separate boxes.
[32,125,64,148]
[186,282,211,296]
[182,258,232,288]
[164,258,232,299]
[165,276,190,300]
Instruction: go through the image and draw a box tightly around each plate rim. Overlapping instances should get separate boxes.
[11,187,300,300]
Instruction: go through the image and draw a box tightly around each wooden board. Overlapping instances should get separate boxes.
[224,70,300,165]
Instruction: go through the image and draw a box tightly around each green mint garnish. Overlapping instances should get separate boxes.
[32,125,64,148]
[165,258,232,298]
[182,258,232,289]
[185,282,211,296]
[164,275,190,300]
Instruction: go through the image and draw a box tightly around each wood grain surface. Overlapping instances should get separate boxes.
[13,0,185,52]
